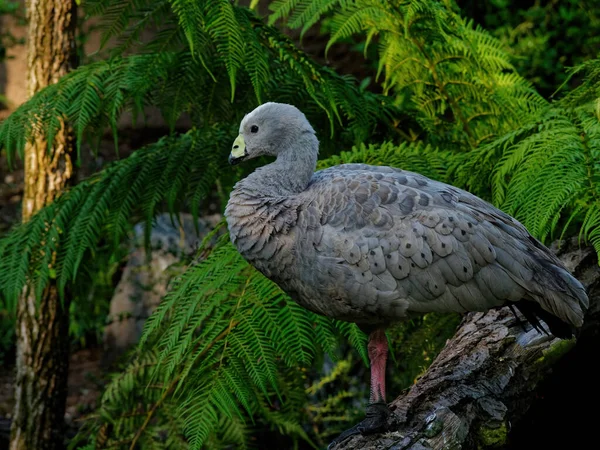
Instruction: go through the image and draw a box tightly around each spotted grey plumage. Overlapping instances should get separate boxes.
[225,102,589,445]
[226,104,587,331]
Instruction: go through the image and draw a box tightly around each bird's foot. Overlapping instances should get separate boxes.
[327,402,390,449]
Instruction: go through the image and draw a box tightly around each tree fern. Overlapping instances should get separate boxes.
[318,141,455,183]
[272,0,546,150]
[0,2,397,166]
[459,60,600,252]
[2,1,600,448]
[73,237,352,449]
[0,128,227,305]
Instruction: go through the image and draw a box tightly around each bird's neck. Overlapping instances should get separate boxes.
[226,135,318,263]
[238,133,319,197]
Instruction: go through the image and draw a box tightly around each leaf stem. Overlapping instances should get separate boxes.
[128,323,239,449]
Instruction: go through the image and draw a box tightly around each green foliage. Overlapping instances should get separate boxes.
[1,0,600,448]
[73,238,368,450]
[459,0,600,97]
[68,245,128,346]
[271,0,546,150]
[461,60,600,251]
[0,129,228,309]
[386,312,461,388]
[317,141,455,183]
[305,357,366,445]
[0,0,397,167]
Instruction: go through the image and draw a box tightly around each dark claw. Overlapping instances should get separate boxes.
[327,402,390,449]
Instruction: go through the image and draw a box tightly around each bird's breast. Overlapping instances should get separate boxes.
[226,192,299,279]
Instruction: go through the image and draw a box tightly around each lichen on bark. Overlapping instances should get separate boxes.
[10,1,77,449]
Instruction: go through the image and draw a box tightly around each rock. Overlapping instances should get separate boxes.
[102,213,221,364]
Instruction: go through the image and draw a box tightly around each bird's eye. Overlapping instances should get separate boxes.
[250,125,259,133]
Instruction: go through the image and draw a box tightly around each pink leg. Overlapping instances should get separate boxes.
[328,327,391,447]
[368,328,388,404]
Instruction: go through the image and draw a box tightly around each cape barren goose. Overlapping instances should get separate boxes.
[225,102,588,446]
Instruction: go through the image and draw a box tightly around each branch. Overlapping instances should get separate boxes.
[332,238,599,449]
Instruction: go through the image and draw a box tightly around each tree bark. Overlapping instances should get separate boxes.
[10,1,77,450]
[331,239,599,450]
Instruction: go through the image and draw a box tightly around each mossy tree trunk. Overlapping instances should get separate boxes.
[9,1,77,449]
[331,239,599,450]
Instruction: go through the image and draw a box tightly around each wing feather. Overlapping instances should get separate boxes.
[298,164,587,328]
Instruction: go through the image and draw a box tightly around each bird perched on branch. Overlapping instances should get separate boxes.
[225,102,588,447]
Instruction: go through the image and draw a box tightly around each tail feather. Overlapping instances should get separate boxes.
[512,301,574,339]
[512,260,588,339]
[532,261,588,329]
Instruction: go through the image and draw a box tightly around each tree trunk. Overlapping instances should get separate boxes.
[331,239,599,450]
[9,1,77,450]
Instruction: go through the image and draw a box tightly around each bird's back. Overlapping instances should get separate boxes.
[228,163,588,334]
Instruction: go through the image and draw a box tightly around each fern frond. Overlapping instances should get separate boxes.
[459,58,600,247]
[1,4,397,165]
[205,0,246,96]
[274,0,546,150]
[76,235,370,447]
[0,128,229,304]
[334,322,368,365]
[318,141,454,183]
